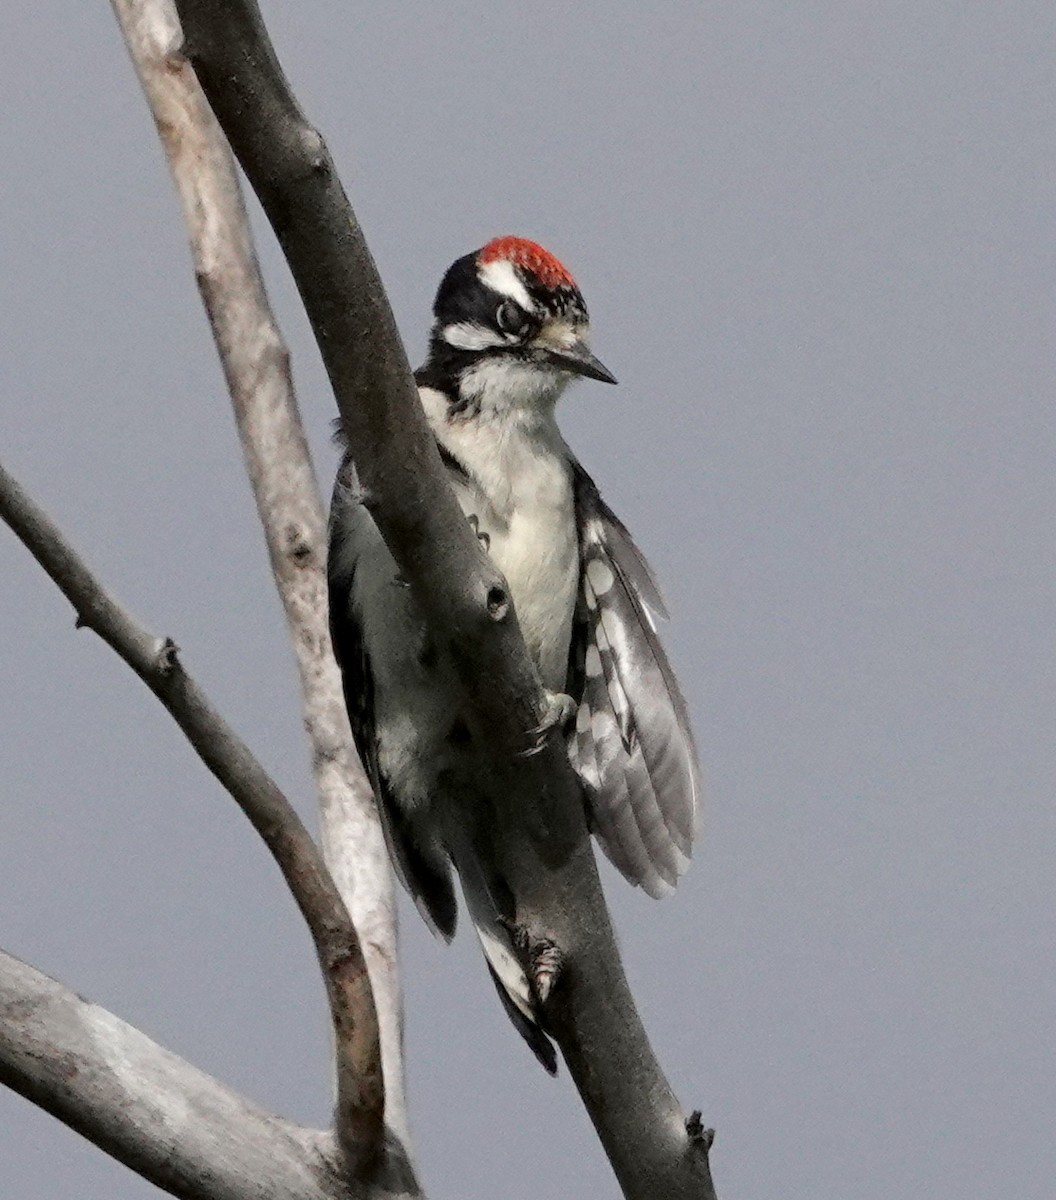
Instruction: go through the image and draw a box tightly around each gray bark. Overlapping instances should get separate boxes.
[0,460,408,1193]
[0,950,417,1200]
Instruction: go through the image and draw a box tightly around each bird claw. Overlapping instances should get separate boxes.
[467,512,491,551]
[498,918,563,1006]
[520,690,576,756]
[529,938,562,1005]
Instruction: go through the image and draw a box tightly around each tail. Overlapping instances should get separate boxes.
[457,853,558,1074]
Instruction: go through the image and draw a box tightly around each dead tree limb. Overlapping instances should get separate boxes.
[110,0,408,1152]
[0,948,418,1200]
[173,2,718,1195]
[0,460,397,1188]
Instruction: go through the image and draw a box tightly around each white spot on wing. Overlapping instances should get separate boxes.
[586,558,615,595]
[591,709,617,742]
[585,645,603,677]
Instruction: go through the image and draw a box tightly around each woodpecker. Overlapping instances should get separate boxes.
[328,236,699,1072]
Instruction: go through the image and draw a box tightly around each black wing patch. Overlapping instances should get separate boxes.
[327,467,457,940]
[568,459,700,898]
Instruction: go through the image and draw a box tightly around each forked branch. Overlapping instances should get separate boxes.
[0,950,354,1200]
[0,460,388,1185]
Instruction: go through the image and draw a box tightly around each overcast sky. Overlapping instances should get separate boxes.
[2,3,1054,1198]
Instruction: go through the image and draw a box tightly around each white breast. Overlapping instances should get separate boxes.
[420,385,580,691]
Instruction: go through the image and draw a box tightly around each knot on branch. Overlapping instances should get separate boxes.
[486,585,509,621]
[155,637,181,674]
[685,1111,715,1152]
[296,126,329,175]
[162,47,186,77]
[284,523,313,566]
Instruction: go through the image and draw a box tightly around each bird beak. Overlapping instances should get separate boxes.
[544,339,618,385]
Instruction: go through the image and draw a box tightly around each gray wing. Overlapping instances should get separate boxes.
[567,459,700,898]
[328,462,457,939]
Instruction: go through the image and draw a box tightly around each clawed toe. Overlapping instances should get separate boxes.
[498,918,563,1006]
[520,690,576,756]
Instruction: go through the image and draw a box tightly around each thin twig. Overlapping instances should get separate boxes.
[0,459,385,1182]
[110,0,406,1154]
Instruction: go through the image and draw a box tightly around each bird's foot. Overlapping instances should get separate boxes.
[529,937,563,1005]
[467,512,491,552]
[520,690,576,757]
[499,919,564,1006]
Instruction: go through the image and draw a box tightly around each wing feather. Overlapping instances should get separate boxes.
[567,458,700,895]
[328,465,457,939]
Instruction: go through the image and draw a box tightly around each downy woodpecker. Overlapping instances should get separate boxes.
[328,237,699,1072]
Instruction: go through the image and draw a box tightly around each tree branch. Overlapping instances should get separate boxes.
[110,0,408,1153]
[0,461,390,1185]
[0,949,418,1200]
[172,2,719,1196]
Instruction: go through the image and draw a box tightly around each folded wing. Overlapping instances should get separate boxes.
[327,468,458,940]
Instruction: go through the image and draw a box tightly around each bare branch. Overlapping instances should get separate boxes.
[0,460,387,1183]
[110,0,407,1152]
[0,949,419,1200]
[172,2,719,1196]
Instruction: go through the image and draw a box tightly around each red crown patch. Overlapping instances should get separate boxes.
[479,236,577,291]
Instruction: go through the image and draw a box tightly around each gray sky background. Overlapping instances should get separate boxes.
[2,3,1053,1197]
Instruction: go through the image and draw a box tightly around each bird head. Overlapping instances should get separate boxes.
[424,236,617,416]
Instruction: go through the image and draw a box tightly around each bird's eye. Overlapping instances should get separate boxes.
[496,299,529,337]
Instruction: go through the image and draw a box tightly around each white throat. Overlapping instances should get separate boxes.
[456,356,572,422]
[417,374,574,523]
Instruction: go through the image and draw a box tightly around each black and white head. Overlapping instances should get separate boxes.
[419,236,617,416]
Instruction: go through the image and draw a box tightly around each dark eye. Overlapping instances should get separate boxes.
[496,299,530,336]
